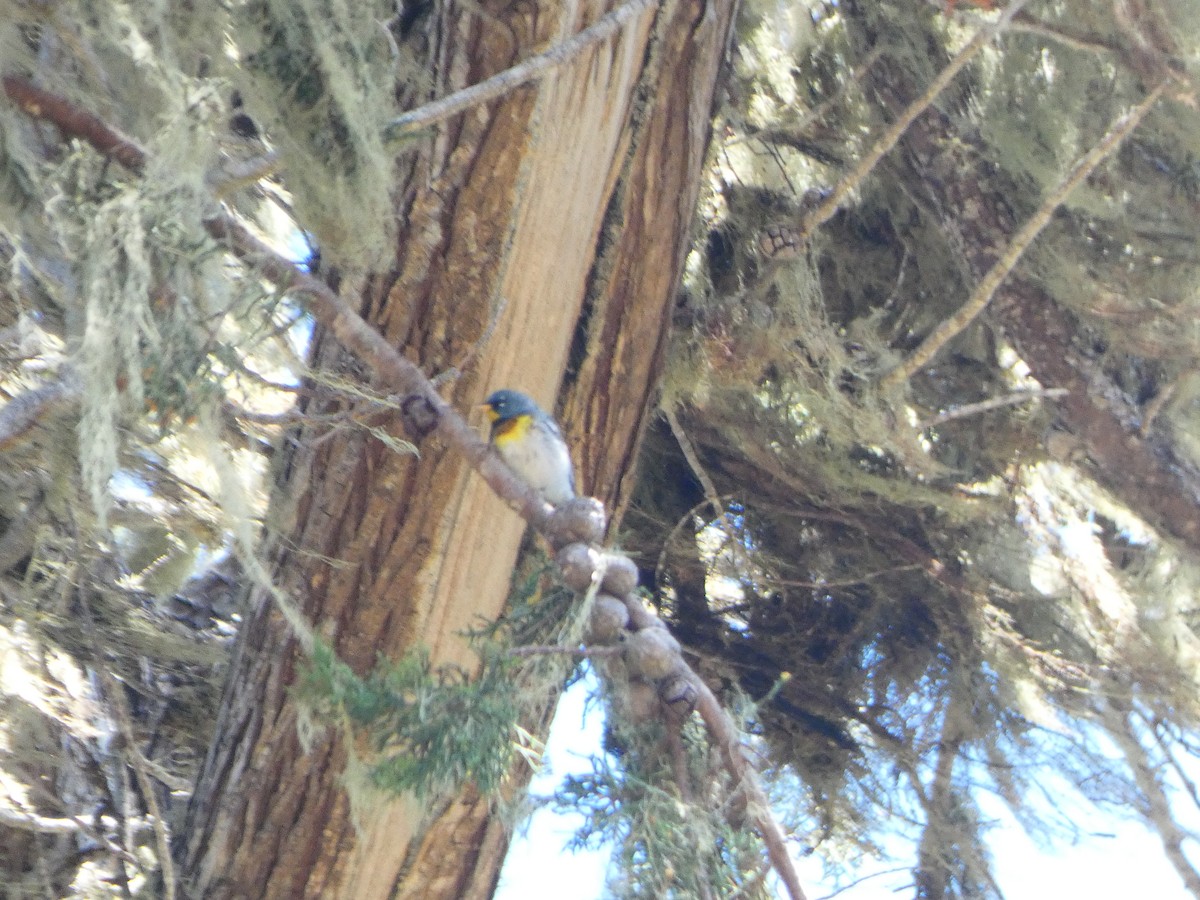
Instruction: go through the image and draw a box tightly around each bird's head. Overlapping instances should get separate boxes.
[482,389,540,424]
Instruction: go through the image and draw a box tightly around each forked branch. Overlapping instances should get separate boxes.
[795,0,1031,242]
[881,78,1170,391]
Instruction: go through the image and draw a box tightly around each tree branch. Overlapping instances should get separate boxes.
[1107,702,1200,897]
[382,0,657,143]
[695,671,808,899]
[796,0,1031,242]
[881,78,1170,391]
[0,804,82,835]
[2,75,148,173]
[919,387,1068,428]
[664,406,724,517]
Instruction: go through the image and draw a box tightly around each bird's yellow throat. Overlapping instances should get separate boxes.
[490,413,534,446]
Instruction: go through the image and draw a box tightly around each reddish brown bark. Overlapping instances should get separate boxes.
[179,2,737,898]
[2,75,149,173]
[1002,285,1200,550]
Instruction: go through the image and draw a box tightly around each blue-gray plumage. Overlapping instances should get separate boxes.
[483,389,576,505]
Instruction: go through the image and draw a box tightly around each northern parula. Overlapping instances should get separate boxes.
[483,389,576,506]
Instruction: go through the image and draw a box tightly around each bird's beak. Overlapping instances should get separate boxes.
[478,403,499,423]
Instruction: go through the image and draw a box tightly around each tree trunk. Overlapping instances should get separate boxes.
[179,2,737,898]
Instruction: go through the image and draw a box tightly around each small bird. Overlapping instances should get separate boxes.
[483,389,576,506]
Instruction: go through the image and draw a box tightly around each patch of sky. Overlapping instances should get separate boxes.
[496,664,612,900]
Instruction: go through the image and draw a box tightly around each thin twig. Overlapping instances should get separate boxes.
[664,406,724,518]
[814,866,912,900]
[431,295,508,389]
[382,0,657,142]
[796,46,885,136]
[920,387,1068,428]
[507,644,621,659]
[1005,13,1122,54]
[653,493,738,595]
[769,563,925,590]
[663,407,773,591]
[0,782,142,865]
[124,750,194,795]
[742,46,885,156]
[1140,378,1176,437]
[229,360,306,395]
[881,79,1170,391]
[796,0,1031,242]
[1138,710,1200,817]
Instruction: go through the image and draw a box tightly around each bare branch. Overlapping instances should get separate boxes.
[1005,13,1123,54]
[2,76,148,173]
[664,406,724,518]
[796,0,1032,242]
[382,0,657,143]
[1,776,144,864]
[881,78,1170,391]
[919,387,1068,428]
[692,674,808,900]
[196,215,555,529]
[0,805,82,834]
[507,644,621,659]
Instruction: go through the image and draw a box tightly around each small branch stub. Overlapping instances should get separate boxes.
[599,553,639,597]
[548,496,607,548]
[658,666,699,717]
[399,393,439,439]
[625,627,682,681]
[557,542,603,592]
[587,593,631,645]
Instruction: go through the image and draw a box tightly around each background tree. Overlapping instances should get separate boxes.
[631,0,1200,896]
[3,0,1200,899]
